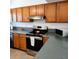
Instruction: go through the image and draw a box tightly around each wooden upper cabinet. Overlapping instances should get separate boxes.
[11,2,68,23]
[30,6,37,16]
[57,2,68,22]
[11,9,17,22]
[10,9,13,22]
[45,3,56,22]
[37,4,44,16]
[16,8,22,22]
[22,7,30,22]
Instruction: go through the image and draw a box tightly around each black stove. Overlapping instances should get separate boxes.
[30,26,48,35]
[26,26,48,52]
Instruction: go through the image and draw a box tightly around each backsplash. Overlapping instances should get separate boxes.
[11,19,68,30]
[10,20,68,37]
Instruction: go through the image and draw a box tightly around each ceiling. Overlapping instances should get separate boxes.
[10,0,64,8]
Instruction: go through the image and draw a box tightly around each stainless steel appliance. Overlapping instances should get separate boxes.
[29,16,44,20]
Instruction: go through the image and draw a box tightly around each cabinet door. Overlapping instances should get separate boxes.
[37,4,44,16]
[10,9,13,22]
[45,3,56,22]
[13,33,19,48]
[30,6,37,16]
[19,34,26,51]
[11,9,17,22]
[57,2,68,22]
[22,7,30,22]
[16,8,22,22]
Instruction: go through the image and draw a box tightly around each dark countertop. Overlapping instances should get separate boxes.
[34,33,68,59]
[10,30,48,38]
[10,30,29,34]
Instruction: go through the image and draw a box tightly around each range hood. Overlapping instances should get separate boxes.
[29,16,44,20]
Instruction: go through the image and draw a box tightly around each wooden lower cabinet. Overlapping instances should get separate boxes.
[13,33,27,51]
[19,34,26,51]
[13,33,19,48]
[13,33,48,51]
[43,36,48,44]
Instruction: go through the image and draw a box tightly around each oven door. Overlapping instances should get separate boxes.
[26,36,43,51]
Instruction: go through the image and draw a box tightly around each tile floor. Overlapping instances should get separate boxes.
[10,48,34,59]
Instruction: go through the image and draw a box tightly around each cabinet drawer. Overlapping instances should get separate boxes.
[13,33,19,37]
[19,34,26,38]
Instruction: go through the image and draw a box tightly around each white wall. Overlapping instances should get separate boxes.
[11,21,68,36]
[11,21,68,29]
[10,0,64,8]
